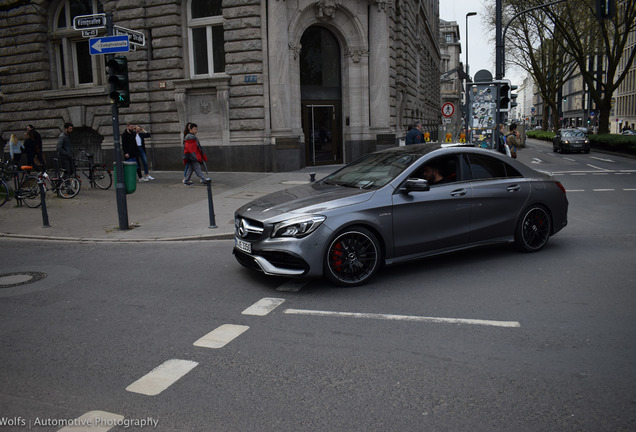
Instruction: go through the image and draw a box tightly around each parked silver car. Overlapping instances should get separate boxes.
[234,143,569,286]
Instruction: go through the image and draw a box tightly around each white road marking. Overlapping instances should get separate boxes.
[531,158,543,164]
[590,156,614,162]
[566,189,585,192]
[625,188,636,191]
[57,411,124,431]
[284,309,520,328]
[563,157,576,162]
[587,164,610,171]
[126,359,198,396]
[276,280,308,292]
[193,324,249,348]
[593,189,615,192]
[242,297,285,315]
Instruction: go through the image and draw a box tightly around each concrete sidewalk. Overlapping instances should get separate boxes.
[0,166,340,242]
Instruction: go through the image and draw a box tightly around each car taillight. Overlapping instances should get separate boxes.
[555,181,566,194]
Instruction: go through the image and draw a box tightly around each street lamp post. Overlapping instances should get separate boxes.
[465,12,477,131]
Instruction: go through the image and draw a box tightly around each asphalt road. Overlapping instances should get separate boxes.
[0,140,635,431]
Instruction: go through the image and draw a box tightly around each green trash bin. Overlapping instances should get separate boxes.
[113,161,138,194]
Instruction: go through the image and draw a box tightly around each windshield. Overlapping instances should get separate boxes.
[562,130,585,138]
[322,151,418,189]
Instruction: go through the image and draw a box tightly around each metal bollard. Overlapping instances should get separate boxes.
[205,179,217,228]
[38,177,50,228]
[310,172,316,182]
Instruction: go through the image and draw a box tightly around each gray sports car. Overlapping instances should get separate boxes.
[233,143,568,286]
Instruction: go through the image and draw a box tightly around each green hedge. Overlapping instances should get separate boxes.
[526,130,636,155]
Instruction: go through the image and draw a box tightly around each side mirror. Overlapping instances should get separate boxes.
[402,178,430,193]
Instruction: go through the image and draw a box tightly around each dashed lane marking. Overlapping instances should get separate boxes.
[126,359,198,396]
[276,280,308,292]
[57,411,125,431]
[193,324,249,349]
[242,298,285,315]
[284,309,521,328]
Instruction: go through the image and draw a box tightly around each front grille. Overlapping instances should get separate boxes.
[259,251,308,272]
[235,216,265,241]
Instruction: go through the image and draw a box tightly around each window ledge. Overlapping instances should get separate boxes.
[42,85,108,100]
[173,75,231,90]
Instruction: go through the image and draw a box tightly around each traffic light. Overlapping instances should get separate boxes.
[106,56,130,108]
[498,80,512,111]
[510,84,518,110]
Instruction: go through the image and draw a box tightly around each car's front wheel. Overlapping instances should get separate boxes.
[515,205,552,252]
[324,226,381,286]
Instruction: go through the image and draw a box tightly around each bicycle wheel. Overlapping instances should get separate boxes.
[21,176,41,208]
[0,179,9,207]
[92,166,112,189]
[57,177,81,198]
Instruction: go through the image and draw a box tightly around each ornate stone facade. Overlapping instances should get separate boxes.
[0,0,440,172]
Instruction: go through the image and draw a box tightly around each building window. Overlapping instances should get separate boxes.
[445,34,452,43]
[51,0,103,88]
[187,0,225,77]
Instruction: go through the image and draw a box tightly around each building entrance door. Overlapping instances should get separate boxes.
[300,26,342,166]
[303,102,341,165]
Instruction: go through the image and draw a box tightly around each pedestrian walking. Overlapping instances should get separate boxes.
[26,124,46,169]
[182,122,209,186]
[56,123,75,176]
[405,120,424,145]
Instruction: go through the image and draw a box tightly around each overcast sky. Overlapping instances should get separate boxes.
[439,1,525,85]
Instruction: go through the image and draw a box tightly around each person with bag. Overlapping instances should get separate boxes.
[182,122,209,186]
[506,123,520,159]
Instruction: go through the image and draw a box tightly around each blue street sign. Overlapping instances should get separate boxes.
[89,35,130,55]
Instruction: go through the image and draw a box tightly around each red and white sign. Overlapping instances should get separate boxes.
[442,102,455,118]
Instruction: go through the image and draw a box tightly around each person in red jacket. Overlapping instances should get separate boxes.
[182,122,209,185]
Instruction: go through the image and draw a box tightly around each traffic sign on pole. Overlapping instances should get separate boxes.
[114,25,146,46]
[442,102,455,118]
[73,13,106,30]
[89,35,130,55]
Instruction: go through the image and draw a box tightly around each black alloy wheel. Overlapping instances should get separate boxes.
[324,226,381,286]
[515,205,552,252]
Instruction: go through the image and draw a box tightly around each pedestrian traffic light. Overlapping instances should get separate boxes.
[106,56,130,108]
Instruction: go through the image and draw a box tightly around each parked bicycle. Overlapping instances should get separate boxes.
[38,169,81,200]
[74,148,112,189]
[0,161,40,208]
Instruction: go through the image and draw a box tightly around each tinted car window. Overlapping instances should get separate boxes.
[466,153,522,180]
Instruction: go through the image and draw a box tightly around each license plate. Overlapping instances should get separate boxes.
[235,237,252,254]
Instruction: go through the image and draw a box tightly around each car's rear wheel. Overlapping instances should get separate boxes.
[515,205,552,252]
[324,226,381,286]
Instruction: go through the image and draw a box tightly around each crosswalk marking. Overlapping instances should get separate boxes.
[193,324,249,348]
[242,298,285,315]
[126,359,198,396]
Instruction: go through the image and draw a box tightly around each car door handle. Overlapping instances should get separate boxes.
[450,188,467,197]
[507,185,521,192]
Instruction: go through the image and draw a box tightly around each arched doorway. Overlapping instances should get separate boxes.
[300,26,342,166]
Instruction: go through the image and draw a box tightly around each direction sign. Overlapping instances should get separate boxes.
[114,25,146,46]
[73,13,106,31]
[442,102,455,118]
[89,36,130,55]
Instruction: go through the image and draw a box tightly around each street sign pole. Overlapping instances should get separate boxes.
[106,13,129,230]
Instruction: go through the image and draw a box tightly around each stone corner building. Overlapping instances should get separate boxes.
[0,0,440,172]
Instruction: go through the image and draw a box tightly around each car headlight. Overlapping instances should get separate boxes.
[272,215,326,238]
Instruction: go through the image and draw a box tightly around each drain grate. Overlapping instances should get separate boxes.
[0,272,47,288]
